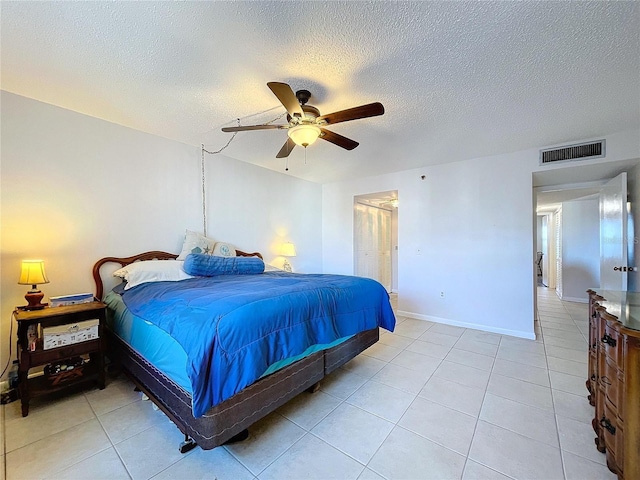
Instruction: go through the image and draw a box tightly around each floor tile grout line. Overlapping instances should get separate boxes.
[462,336,505,479]
[537,287,570,480]
[9,416,114,480]
[94,415,140,479]
[3,395,97,455]
[83,390,134,480]
[557,293,585,480]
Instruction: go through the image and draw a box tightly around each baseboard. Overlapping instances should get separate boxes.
[558,296,588,304]
[396,310,536,340]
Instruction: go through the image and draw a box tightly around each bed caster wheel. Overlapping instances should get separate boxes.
[179,435,198,454]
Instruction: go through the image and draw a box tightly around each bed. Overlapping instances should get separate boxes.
[92,249,396,451]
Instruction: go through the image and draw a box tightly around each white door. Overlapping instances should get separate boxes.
[600,172,628,290]
[354,203,392,291]
[556,208,563,297]
[541,215,549,287]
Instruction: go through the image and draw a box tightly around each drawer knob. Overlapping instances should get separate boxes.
[600,416,616,435]
[601,334,617,347]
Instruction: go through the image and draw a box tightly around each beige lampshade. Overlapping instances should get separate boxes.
[287,125,320,147]
[279,242,297,257]
[18,260,50,287]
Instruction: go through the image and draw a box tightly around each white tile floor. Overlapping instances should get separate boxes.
[0,288,617,480]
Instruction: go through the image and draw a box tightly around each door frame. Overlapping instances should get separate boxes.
[533,158,639,336]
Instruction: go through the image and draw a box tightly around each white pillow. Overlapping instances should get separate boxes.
[113,260,194,290]
[212,242,237,257]
[177,230,217,260]
[264,263,283,272]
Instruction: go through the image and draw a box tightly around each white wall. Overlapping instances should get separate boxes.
[205,152,322,274]
[323,130,640,339]
[560,198,600,302]
[0,91,322,380]
[323,154,535,338]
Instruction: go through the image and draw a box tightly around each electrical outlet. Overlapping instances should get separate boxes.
[440,291,445,298]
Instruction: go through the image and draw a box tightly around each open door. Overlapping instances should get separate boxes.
[600,172,628,290]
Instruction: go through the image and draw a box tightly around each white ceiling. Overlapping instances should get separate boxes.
[2,1,639,184]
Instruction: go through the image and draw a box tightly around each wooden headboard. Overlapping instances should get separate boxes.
[92,249,263,300]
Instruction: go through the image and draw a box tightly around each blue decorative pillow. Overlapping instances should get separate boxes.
[184,254,265,276]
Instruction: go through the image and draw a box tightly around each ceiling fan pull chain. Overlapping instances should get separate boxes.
[285,156,289,172]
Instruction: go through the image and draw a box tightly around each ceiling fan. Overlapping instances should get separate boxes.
[221,82,384,158]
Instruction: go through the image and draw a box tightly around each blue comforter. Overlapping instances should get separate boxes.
[121,272,396,417]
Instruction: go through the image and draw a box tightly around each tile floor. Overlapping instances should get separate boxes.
[0,288,617,479]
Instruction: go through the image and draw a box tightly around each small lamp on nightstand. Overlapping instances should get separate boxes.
[18,260,50,310]
[279,242,297,273]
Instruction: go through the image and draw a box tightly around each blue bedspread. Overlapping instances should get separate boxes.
[121,272,396,417]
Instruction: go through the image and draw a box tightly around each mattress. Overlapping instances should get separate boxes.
[104,290,353,395]
[105,290,192,392]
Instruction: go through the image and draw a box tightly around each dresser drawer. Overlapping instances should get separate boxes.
[600,402,623,463]
[602,355,622,411]
[602,402,624,476]
[602,322,622,367]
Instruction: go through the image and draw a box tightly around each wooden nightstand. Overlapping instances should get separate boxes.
[14,301,106,417]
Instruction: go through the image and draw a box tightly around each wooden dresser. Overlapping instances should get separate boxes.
[587,290,640,480]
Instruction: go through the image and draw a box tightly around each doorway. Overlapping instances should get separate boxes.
[354,191,398,292]
[534,159,639,307]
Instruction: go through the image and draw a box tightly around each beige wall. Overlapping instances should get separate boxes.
[0,92,323,380]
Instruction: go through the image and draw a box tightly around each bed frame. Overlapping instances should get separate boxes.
[92,250,379,451]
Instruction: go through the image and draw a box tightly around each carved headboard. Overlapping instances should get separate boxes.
[92,249,263,300]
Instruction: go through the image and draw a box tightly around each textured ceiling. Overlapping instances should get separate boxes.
[2,1,639,184]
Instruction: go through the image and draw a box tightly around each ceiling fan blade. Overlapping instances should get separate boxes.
[276,137,296,158]
[317,102,384,126]
[267,82,304,117]
[319,128,359,150]
[221,124,284,132]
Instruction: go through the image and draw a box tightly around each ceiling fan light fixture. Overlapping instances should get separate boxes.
[288,124,321,147]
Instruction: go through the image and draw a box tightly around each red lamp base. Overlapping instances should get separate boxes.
[24,289,46,310]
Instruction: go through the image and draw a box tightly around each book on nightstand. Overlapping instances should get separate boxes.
[49,293,94,307]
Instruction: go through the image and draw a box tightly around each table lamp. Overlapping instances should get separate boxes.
[18,260,50,310]
[279,242,297,273]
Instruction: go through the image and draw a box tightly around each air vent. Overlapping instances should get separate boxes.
[539,140,605,165]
